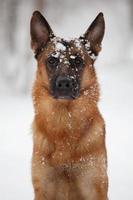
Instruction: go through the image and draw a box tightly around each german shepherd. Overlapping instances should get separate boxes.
[30,11,108,200]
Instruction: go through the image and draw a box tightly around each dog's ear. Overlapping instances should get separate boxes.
[30,11,54,54]
[84,12,105,54]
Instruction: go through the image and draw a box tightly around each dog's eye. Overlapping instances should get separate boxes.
[47,56,59,66]
[75,56,83,65]
[69,56,83,68]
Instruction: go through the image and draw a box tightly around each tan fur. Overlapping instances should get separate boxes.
[30,11,108,200]
[31,55,108,199]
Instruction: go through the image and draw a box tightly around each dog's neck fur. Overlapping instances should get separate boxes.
[32,72,99,143]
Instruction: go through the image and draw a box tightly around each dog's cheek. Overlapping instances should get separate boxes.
[80,66,93,89]
[37,61,50,88]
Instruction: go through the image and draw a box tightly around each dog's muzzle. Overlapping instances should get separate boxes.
[51,76,79,99]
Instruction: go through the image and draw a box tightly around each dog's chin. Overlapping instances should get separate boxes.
[51,90,80,101]
[52,95,75,103]
[54,95,74,100]
[51,93,80,104]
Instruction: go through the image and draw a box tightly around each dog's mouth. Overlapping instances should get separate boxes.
[51,86,80,100]
[51,92,79,100]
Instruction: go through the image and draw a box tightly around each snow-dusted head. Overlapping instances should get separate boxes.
[30,11,105,100]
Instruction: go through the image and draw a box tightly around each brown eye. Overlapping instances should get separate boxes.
[47,56,59,66]
[69,56,83,68]
[75,56,83,65]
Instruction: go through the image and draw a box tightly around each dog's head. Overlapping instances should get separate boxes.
[30,11,105,101]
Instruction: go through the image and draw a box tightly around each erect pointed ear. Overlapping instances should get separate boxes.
[84,12,105,54]
[30,11,54,56]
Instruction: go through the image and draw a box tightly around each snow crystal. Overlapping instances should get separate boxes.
[84,41,97,60]
[41,157,45,161]
[85,41,90,50]
[79,157,87,162]
[90,53,97,60]
[74,38,97,61]
[51,37,66,52]
[56,42,66,51]
[40,156,46,166]
[59,152,63,156]
[64,59,69,64]
[68,112,72,118]
[42,161,45,165]
[74,38,82,49]
[60,54,65,59]
[51,36,61,44]
[70,55,76,59]
[83,90,89,96]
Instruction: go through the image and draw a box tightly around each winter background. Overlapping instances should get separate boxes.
[0,0,133,199]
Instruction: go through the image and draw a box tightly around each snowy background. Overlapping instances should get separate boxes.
[0,0,133,199]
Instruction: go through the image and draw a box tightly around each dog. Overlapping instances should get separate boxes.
[30,11,108,200]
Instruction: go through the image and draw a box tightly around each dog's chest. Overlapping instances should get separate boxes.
[40,160,100,200]
[45,108,90,138]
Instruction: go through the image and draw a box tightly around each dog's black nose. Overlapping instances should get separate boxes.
[56,77,72,90]
[51,76,78,99]
[51,76,79,99]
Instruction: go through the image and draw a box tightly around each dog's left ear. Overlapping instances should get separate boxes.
[84,12,105,54]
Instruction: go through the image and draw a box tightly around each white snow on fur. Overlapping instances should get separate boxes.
[56,42,66,51]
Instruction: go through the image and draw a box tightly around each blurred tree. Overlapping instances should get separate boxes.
[6,0,18,52]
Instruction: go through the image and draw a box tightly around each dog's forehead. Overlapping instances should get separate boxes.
[50,37,83,55]
[49,36,97,61]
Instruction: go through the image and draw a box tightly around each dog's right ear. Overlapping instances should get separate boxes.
[30,11,54,55]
